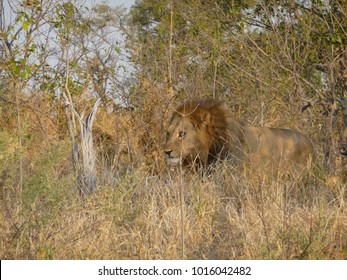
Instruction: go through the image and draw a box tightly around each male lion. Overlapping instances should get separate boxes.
[163,99,315,173]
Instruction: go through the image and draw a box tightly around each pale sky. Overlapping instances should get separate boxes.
[3,0,136,24]
[88,0,135,9]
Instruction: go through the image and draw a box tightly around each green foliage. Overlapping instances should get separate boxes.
[21,141,72,215]
[0,130,18,176]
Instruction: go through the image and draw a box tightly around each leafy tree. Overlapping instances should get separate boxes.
[0,0,130,196]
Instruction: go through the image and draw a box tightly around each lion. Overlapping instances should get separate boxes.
[163,99,315,174]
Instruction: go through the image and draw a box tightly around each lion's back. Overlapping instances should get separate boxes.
[243,126,315,169]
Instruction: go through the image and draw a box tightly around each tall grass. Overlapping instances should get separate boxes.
[1,153,346,259]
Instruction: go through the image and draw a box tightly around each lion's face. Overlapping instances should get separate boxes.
[163,114,208,167]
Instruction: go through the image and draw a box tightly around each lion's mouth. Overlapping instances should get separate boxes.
[165,157,181,165]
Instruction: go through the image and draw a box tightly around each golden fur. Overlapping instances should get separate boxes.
[163,99,315,172]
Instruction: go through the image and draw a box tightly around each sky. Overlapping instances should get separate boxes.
[88,0,135,9]
[3,0,136,25]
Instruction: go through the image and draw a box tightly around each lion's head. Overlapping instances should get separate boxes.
[163,99,243,168]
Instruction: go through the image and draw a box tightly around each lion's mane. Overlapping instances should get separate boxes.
[164,99,244,167]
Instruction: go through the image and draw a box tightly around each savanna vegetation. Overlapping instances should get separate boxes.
[0,0,346,259]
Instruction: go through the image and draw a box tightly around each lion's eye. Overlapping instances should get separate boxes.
[178,131,186,139]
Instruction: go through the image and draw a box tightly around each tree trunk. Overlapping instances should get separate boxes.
[77,98,101,195]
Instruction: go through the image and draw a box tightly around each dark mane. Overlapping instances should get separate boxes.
[174,98,243,163]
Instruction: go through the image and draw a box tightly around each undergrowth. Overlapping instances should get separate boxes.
[1,155,346,259]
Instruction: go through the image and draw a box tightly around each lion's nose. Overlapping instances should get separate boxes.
[164,150,173,157]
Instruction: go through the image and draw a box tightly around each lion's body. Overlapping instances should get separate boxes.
[163,99,315,172]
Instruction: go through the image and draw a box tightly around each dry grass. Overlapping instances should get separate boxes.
[0,104,345,260]
[1,161,346,260]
